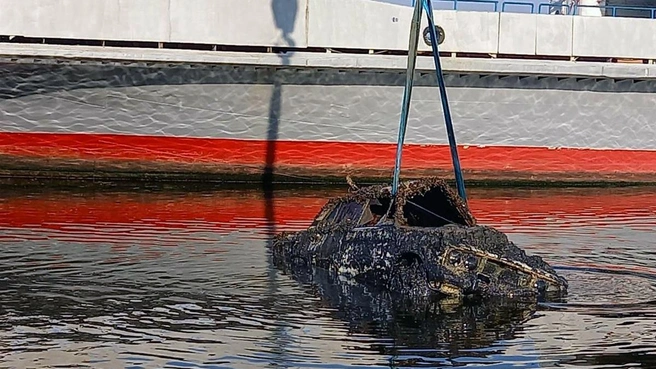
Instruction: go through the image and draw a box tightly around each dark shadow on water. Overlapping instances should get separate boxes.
[263,0,299,242]
[262,81,282,233]
[279,265,538,360]
[263,0,299,236]
[264,0,299,367]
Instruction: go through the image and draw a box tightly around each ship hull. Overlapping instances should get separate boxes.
[2,58,656,184]
[2,132,656,184]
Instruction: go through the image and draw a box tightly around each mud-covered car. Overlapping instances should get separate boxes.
[272,177,568,301]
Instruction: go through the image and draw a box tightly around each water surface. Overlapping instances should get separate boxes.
[0,183,655,368]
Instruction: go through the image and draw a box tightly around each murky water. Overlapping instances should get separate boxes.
[0,183,655,368]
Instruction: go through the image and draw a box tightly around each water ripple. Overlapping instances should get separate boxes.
[0,185,655,368]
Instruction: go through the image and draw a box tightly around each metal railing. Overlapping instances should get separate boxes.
[409,0,656,18]
[573,4,656,17]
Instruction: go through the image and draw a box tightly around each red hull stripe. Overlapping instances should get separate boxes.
[2,189,656,230]
[4,190,654,276]
[0,132,655,173]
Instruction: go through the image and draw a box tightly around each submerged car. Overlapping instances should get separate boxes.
[290,265,540,353]
[272,177,568,301]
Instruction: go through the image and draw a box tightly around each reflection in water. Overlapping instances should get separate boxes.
[0,183,655,368]
[282,266,539,364]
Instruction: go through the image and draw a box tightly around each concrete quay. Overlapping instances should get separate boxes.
[3,0,656,62]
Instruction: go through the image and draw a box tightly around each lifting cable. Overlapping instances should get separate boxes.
[385,0,467,224]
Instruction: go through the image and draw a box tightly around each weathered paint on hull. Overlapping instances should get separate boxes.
[1,132,655,184]
[1,60,656,184]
